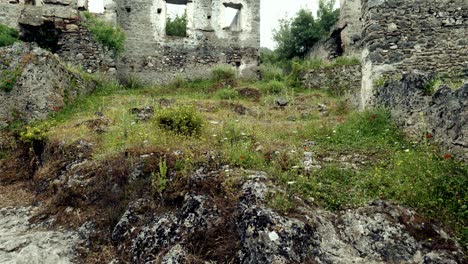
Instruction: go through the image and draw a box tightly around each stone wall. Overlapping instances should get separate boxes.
[115,0,260,84]
[0,43,95,126]
[302,64,362,96]
[360,0,468,108]
[376,72,467,159]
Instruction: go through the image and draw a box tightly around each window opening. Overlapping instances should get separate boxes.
[165,1,187,37]
[88,0,105,14]
[223,3,242,31]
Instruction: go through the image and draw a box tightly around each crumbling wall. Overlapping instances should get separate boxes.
[308,0,362,61]
[0,43,95,126]
[115,0,260,84]
[360,0,467,108]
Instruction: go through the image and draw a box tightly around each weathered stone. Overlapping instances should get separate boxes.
[0,42,96,126]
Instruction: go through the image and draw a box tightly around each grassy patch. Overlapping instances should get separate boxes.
[0,24,19,47]
[216,88,240,100]
[82,12,126,55]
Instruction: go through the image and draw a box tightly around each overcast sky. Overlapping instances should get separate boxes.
[88,0,334,49]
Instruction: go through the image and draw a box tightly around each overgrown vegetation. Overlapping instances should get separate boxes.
[3,63,466,250]
[82,12,126,55]
[166,14,188,37]
[0,24,19,47]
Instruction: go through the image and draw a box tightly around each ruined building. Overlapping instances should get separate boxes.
[0,0,261,83]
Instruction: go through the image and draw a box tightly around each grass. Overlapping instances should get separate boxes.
[12,65,467,249]
[0,24,19,47]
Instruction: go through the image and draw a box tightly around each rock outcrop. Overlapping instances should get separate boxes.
[376,72,467,159]
[106,170,464,263]
[0,42,95,126]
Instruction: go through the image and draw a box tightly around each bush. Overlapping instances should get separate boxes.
[216,88,240,100]
[0,24,19,47]
[260,80,286,95]
[259,64,284,81]
[82,12,126,54]
[166,14,187,37]
[211,65,237,83]
[156,106,204,136]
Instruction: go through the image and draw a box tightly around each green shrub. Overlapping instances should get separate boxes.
[260,80,286,95]
[0,67,22,92]
[216,88,240,100]
[166,14,187,37]
[0,24,19,47]
[156,106,204,136]
[82,12,126,54]
[259,64,285,81]
[211,65,237,83]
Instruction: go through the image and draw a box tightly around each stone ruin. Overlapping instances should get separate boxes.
[304,0,467,157]
[0,0,260,83]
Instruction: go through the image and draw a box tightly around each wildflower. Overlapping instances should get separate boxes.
[425,133,432,139]
[240,155,246,161]
[5,79,11,84]
[337,116,345,123]
[370,114,376,121]
[444,154,452,159]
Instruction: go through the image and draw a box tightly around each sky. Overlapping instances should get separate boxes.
[88,0,335,49]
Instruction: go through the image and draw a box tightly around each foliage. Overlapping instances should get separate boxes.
[82,12,126,54]
[0,24,19,47]
[0,67,22,92]
[166,14,188,37]
[156,106,204,136]
[273,0,339,59]
[211,65,237,83]
[216,88,240,100]
[151,158,168,194]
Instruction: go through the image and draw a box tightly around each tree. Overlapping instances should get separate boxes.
[272,0,339,60]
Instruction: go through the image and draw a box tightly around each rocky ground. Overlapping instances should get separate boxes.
[0,207,79,263]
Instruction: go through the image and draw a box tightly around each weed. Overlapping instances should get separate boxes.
[156,106,204,136]
[373,77,386,88]
[151,158,169,194]
[82,12,126,55]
